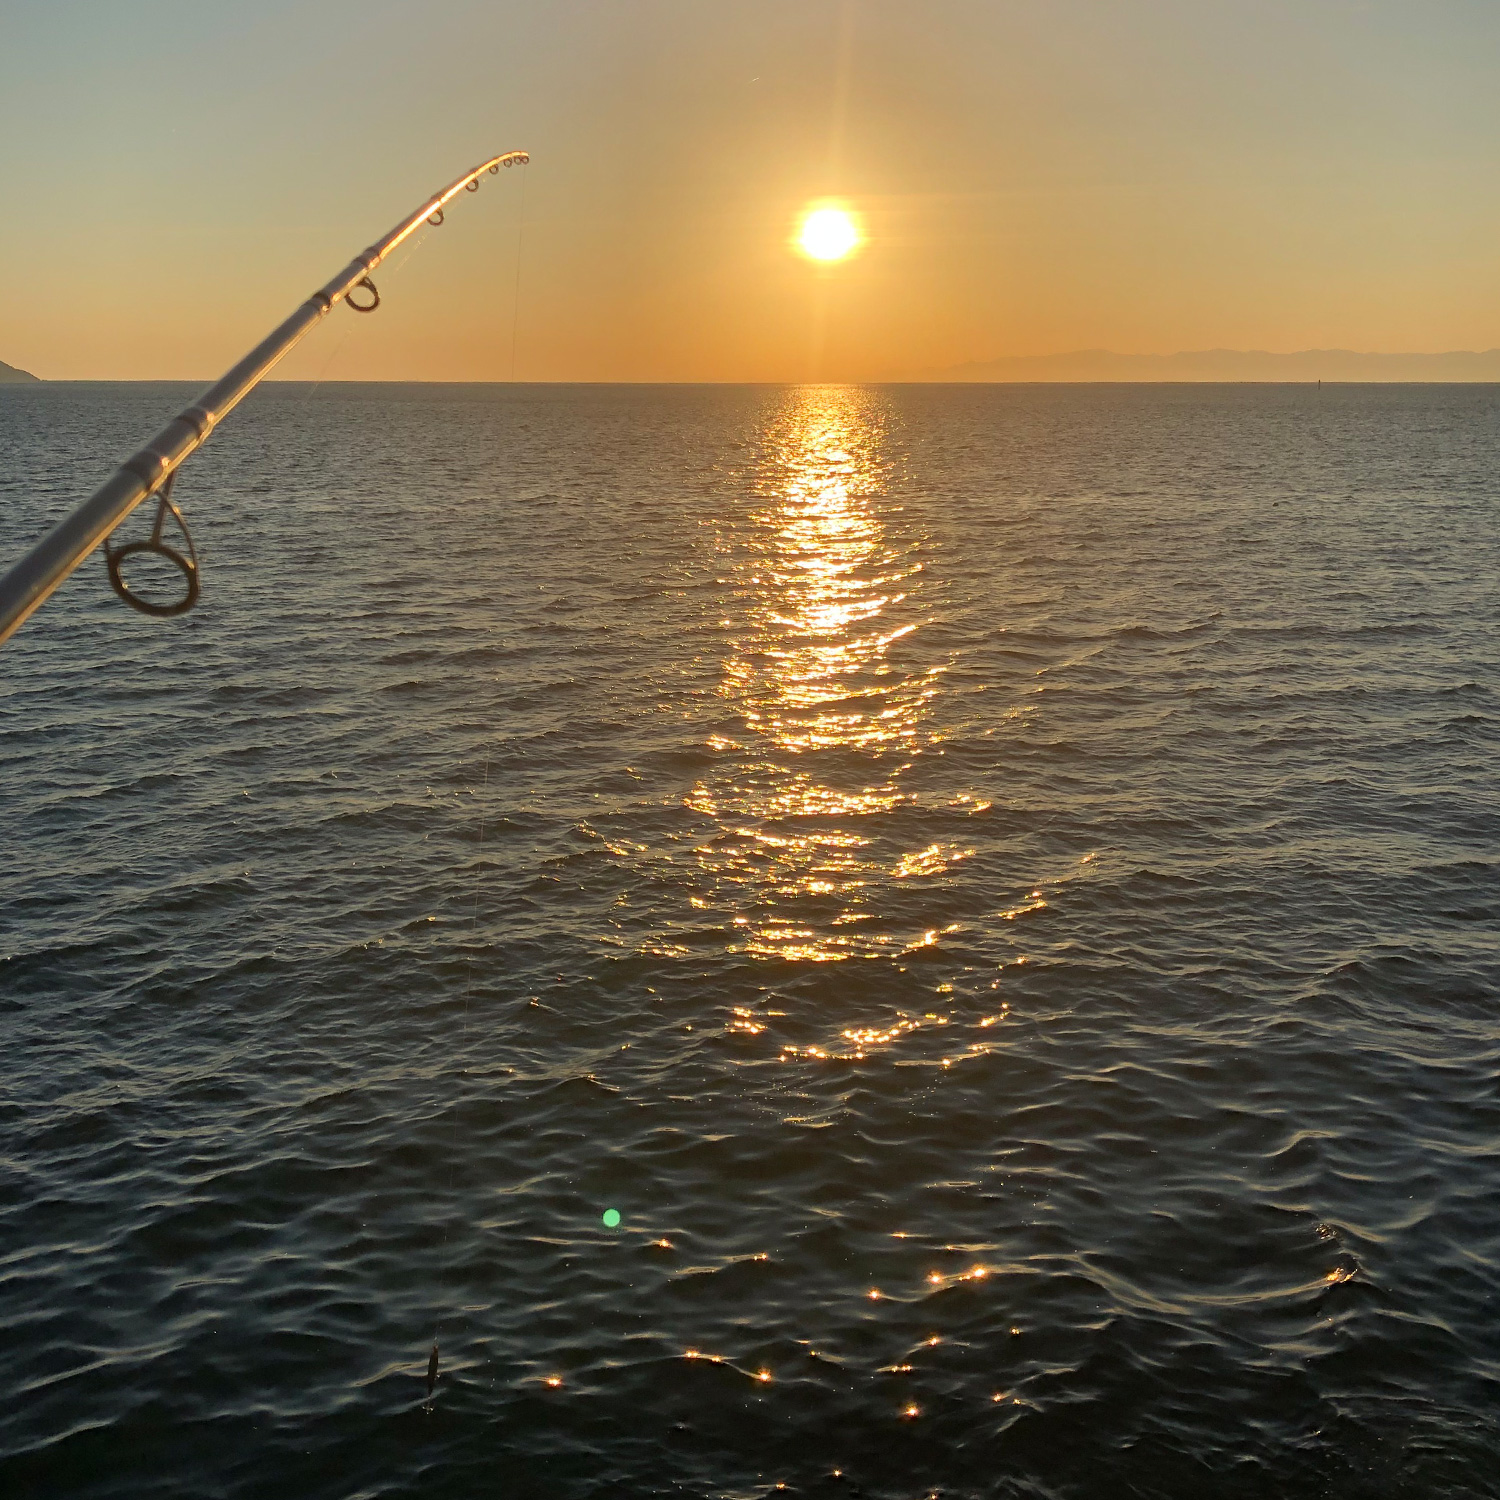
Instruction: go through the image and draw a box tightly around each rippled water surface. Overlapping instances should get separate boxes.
[3,381,1499,1499]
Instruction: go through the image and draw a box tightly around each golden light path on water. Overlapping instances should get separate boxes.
[688,386,977,977]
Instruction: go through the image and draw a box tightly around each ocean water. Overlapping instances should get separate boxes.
[2,380,1498,1500]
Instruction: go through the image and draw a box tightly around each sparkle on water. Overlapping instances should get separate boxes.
[687,387,954,974]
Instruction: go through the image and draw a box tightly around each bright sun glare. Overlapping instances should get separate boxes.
[797,205,861,262]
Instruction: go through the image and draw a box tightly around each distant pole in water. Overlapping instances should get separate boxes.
[427,1341,440,1398]
[0,150,529,649]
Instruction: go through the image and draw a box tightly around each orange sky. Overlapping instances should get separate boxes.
[3,0,1499,381]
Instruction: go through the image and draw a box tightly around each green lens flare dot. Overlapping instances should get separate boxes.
[602,1209,621,1229]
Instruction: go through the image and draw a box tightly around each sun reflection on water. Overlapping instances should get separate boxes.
[688,386,958,969]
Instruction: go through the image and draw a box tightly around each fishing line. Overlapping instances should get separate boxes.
[296,225,434,411]
[427,746,491,1405]
[428,172,524,1390]
[426,750,489,1404]
[419,159,524,1402]
[381,222,435,287]
[294,319,358,413]
[510,162,528,382]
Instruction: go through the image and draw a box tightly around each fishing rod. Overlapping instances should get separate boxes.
[0,150,529,648]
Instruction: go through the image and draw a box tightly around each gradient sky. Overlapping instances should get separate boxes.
[3,0,1499,381]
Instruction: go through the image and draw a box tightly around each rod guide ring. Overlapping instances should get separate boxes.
[346,277,380,312]
[103,472,200,618]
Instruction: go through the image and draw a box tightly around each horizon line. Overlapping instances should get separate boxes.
[8,376,1500,388]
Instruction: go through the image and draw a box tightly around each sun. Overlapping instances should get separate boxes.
[796,204,862,262]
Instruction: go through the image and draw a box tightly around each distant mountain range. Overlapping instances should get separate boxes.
[0,358,39,383]
[925,348,1500,383]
